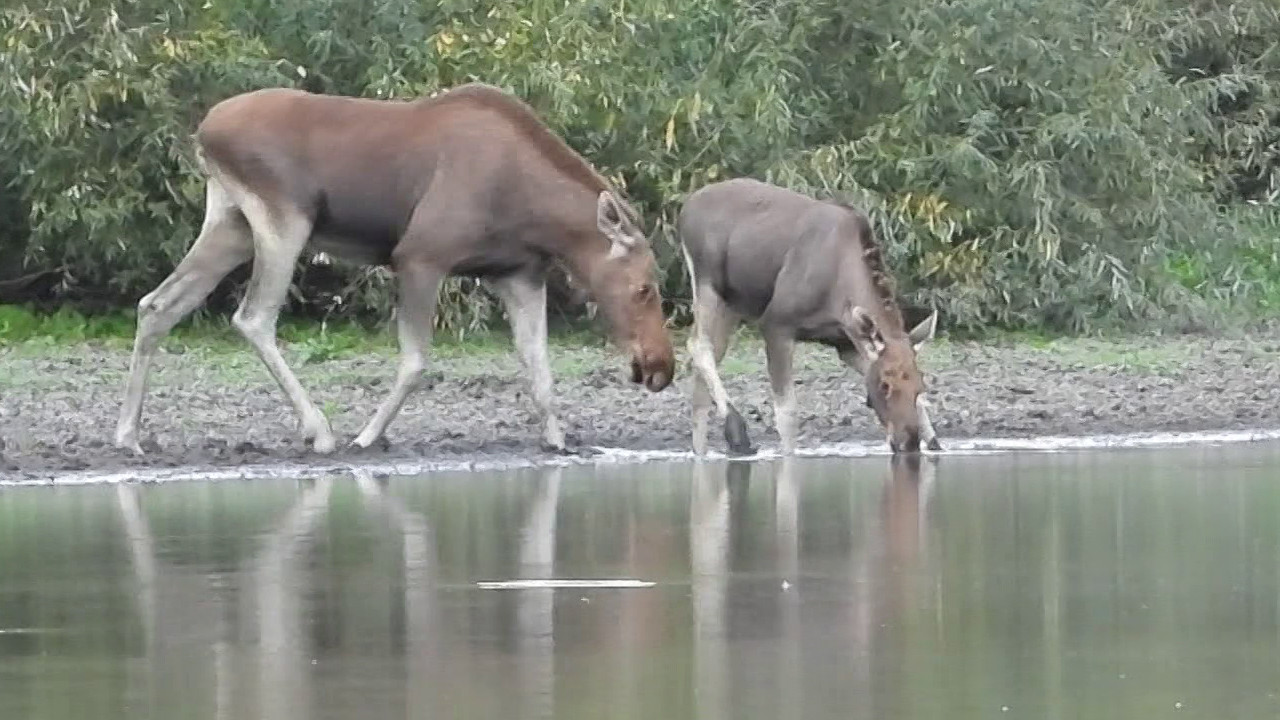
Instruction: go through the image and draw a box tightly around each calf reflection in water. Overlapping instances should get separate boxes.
[689,455,938,718]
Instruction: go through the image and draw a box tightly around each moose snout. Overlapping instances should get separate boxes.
[630,348,675,393]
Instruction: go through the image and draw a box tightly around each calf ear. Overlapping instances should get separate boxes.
[597,191,635,257]
[843,305,885,361]
[908,309,938,351]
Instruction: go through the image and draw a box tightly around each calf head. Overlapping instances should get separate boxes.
[844,305,938,453]
[586,191,676,392]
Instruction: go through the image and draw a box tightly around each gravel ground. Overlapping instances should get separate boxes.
[2,329,1279,481]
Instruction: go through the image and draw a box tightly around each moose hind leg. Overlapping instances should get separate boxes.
[493,273,566,452]
[352,261,443,449]
[233,199,336,453]
[116,179,252,454]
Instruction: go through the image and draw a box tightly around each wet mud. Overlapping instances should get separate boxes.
[2,331,1278,482]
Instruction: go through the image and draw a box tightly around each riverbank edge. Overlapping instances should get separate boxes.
[3,327,1279,482]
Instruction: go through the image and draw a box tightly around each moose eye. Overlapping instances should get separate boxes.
[635,284,656,301]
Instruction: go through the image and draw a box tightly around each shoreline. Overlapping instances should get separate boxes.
[3,330,1279,483]
[4,427,1280,487]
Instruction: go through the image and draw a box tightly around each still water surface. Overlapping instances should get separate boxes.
[1,444,1279,719]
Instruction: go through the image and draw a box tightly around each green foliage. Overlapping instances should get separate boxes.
[0,303,137,343]
[1,0,1277,334]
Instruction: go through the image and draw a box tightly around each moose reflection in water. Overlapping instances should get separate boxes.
[5,448,1280,719]
[115,478,333,720]
[10,458,932,720]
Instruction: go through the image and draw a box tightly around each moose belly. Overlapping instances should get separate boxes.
[307,233,393,266]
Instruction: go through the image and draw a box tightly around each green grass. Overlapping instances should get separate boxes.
[0,303,663,382]
[1024,338,1195,374]
[0,303,863,393]
[0,301,1264,387]
[0,302,511,357]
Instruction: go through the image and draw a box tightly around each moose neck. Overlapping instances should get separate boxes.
[563,239,626,322]
[842,257,907,338]
[535,183,646,346]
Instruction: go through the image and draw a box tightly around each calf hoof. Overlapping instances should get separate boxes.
[723,405,755,456]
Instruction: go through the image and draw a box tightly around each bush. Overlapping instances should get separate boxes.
[1,0,1277,334]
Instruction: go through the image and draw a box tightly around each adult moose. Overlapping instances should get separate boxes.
[115,83,676,456]
[678,178,939,456]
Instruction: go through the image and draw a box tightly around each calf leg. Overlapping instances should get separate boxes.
[233,198,336,453]
[493,273,566,452]
[352,261,443,448]
[917,396,942,451]
[763,329,798,454]
[687,282,748,455]
[115,179,252,454]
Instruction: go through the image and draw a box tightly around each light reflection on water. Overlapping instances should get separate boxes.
[1,444,1279,719]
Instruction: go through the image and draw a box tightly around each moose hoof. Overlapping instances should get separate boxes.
[348,435,391,453]
[308,433,339,455]
[543,441,600,458]
[925,437,942,452]
[541,440,569,455]
[115,429,151,457]
[723,405,755,456]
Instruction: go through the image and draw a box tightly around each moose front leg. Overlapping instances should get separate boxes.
[352,261,443,449]
[763,330,798,455]
[493,273,567,453]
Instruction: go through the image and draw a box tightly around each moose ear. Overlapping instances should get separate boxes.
[908,308,938,352]
[597,190,623,228]
[844,305,885,362]
[597,191,634,257]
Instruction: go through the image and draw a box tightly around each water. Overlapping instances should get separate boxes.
[1,444,1279,720]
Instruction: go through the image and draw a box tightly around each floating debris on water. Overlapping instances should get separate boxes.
[475,579,655,590]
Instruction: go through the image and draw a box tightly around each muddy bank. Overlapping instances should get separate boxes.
[2,331,1279,482]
